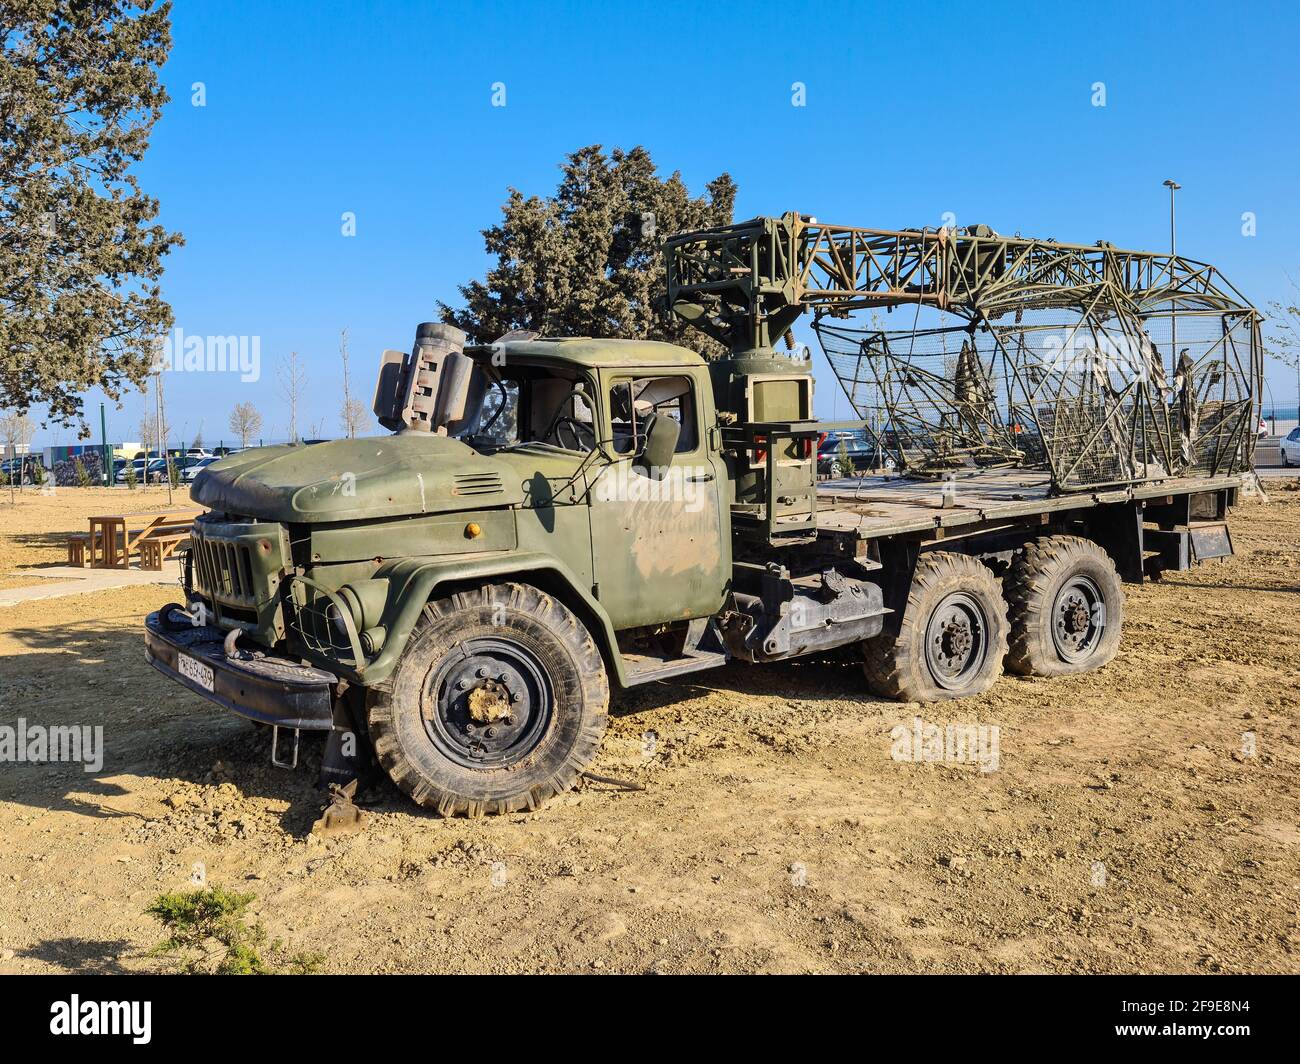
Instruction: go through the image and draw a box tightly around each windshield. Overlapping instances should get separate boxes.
[453,357,595,452]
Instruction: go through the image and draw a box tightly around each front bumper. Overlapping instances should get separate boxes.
[144,609,336,731]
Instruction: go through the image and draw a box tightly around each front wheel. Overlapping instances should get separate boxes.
[862,551,1009,701]
[367,583,608,816]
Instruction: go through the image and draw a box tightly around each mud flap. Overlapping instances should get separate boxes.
[1189,522,1233,562]
[318,687,379,791]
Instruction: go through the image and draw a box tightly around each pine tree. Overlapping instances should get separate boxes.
[0,1,183,429]
[439,146,736,358]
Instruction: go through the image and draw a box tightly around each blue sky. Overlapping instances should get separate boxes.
[41,0,1300,445]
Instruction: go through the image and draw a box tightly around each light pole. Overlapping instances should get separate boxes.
[1163,179,1181,367]
[154,368,172,504]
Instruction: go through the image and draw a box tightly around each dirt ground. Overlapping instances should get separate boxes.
[1,484,1298,974]
[0,486,185,591]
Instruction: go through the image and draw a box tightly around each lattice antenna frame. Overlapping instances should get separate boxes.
[664,212,1262,491]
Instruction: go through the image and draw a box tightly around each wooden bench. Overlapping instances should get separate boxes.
[139,528,192,570]
[67,533,89,567]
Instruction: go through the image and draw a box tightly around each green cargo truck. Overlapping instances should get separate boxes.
[145,213,1261,815]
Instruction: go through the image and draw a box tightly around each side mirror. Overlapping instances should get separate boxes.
[637,412,679,475]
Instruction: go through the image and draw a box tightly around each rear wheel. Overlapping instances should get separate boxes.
[1004,535,1124,677]
[862,551,1009,701]
[367,583,608,816]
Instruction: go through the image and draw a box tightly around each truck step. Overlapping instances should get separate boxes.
[620,648,729,686]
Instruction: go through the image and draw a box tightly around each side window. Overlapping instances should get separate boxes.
[1289,428,1300,442]
[609,375,698,455]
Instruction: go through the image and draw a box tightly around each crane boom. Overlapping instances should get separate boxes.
[664,212,1257,354]
[664,212,1262,493]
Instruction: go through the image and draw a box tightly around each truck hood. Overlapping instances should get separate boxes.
[191,435,525,522]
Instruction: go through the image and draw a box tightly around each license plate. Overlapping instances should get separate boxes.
[177,652,215,692]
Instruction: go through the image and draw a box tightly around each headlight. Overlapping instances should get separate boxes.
[326,602,351,639]
[330,579,391,639]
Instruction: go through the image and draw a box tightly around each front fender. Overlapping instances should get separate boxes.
[341,551,627,688]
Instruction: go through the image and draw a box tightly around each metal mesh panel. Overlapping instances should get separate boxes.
[815,302,1258,490]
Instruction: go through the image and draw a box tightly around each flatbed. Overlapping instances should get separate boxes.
[814,469,1249,541]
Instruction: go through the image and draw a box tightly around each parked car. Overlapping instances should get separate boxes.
[184,448,214,459]
[818,434,881,478]
[181,456,220,482]
[1281,427,1300,466]
[117,457,169,484]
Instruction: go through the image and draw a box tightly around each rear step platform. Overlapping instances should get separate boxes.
[1142,520,1234,577]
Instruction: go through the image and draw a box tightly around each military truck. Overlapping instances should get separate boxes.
[145,213,1262,815]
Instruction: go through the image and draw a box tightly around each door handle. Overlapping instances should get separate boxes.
[687,472,714,483]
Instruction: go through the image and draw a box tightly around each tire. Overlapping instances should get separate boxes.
[1004,535,1124,677]
[367,582,608,816]
[862,551,1009,701]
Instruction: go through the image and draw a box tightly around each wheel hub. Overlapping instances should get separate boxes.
[1061,595,1091,635]
[924,592,989,689]
[466,680,514,724]
[422,643,551,768]
[1051,577,1104,663]
[940,618,973,659]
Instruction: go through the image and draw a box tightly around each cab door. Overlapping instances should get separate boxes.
[587,369,729,629]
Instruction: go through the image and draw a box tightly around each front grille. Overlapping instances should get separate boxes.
[192,533,257,606]
[452,471,503,496]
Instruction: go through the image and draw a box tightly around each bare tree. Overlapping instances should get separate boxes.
[138,410,171,454]
[0,409,34,454]
[338,327,368,438]
[1268,273,1300,421]
[341,398,368,439]
[1,409,35,498]
[278,351,306,443]
[228,402,263,447]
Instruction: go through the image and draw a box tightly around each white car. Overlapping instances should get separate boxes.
[1281,427,1300,466]
[182,456,220,482]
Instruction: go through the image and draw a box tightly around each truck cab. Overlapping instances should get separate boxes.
[145,328,799,814]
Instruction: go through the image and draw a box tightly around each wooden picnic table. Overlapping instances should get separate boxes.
[87,507,203,569]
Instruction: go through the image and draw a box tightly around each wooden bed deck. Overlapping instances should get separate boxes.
[813,469,1247,540]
